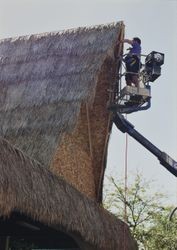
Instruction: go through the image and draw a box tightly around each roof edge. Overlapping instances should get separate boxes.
[0,137,136,250]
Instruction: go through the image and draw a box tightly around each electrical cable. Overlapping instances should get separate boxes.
[123,115,128,250]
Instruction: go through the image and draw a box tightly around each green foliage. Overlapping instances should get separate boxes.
[145,208,177,250]
[104,173,177,249]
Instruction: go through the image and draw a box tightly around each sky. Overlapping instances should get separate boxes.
[0,0,177,205]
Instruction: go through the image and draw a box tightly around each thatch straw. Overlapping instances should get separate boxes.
[50,55,117,200]
[0,138,137,250]
[0,21,125,200]
[0,22,122,168]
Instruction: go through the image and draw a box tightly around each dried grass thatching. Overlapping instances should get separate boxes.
[0,138,137,250]
[0,22,122,167]
[0,23,120,162]
[0,22,124,200]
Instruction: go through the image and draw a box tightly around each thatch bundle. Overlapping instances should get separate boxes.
[0,138,137,250]
[0,22,124,199]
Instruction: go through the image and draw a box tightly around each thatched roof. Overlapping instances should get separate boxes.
[0,138,137,250]
[0,22,125,200]
[0,22,121,167]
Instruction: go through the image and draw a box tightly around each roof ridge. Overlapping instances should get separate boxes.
[0,21,123,42]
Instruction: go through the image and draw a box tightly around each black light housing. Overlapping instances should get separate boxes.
[145,51,164,66]
[145,51,164,82]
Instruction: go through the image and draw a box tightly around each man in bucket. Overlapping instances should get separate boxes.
[121,37,142,87]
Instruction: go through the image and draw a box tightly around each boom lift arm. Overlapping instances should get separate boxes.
[113,112,177,177]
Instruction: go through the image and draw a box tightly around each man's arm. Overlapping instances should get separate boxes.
[120,39,133,45]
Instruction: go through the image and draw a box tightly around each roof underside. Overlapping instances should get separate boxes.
[0,22,122,166]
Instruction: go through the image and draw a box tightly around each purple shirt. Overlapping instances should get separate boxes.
[129,41,141,57]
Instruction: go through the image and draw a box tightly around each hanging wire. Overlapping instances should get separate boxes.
[123,114,129,250]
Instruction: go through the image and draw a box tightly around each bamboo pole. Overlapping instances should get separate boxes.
[86,103,93,159]
[97,22,125,202]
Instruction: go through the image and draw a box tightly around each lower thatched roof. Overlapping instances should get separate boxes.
[0,138,137,250]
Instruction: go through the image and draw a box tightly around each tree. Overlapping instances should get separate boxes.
[104,173,177,249]
[145,207,177,250]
